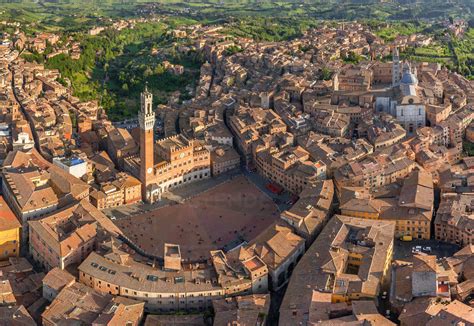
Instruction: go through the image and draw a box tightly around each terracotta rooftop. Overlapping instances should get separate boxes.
[279,215,395,325]
[213,294,270,326]
[245,222,304,271]
[42,281,144,325]
[0,196,20,231]
[29,199,122,257]
[42,268,75,293]
[426,300,474,325]
[79,249,222,294]
[413,254,437,273]
[144,314,205,326]
[0,305,35,326]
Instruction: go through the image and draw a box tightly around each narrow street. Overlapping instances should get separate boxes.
[9,56,40,153]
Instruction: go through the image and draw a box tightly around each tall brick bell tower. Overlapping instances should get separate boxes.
[139,85,155,202]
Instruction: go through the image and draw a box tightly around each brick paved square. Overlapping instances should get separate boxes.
[115,176,280,261]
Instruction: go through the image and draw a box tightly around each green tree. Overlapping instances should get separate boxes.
[320,67,333,81]
[144,66,153,77]
[154,64,166,75]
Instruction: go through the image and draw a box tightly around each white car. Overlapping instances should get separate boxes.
[111,216,116,221]
[423,246,432,252]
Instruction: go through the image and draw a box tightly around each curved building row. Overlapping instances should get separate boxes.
[76,221,304,313]
[78,241,265,313]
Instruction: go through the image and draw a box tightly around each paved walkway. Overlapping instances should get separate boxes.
[103,169,242,219]
[242,169,293,212]
[103,167,293,220]
[167,169,241,201]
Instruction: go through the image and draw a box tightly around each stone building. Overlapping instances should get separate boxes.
[412,255,438,297]
[126,88,212,203]
[435,193,474,246]
[29,199,122,271]
[279,215,395,325]
[376,59,426,135]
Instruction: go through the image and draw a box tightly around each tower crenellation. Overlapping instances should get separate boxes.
[139,85,155,131]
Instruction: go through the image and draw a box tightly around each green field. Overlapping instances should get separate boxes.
[398,27,474,79]
[451,28,474,78]
[1,1,473,32]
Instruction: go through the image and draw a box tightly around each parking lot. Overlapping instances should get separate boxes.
[393,239,461,261]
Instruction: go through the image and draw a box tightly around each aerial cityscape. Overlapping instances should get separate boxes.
[0,0,473,325]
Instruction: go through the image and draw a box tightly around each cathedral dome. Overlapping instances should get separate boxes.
[400,72,418,85]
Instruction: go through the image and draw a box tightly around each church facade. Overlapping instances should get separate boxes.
[375,48,426,134]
